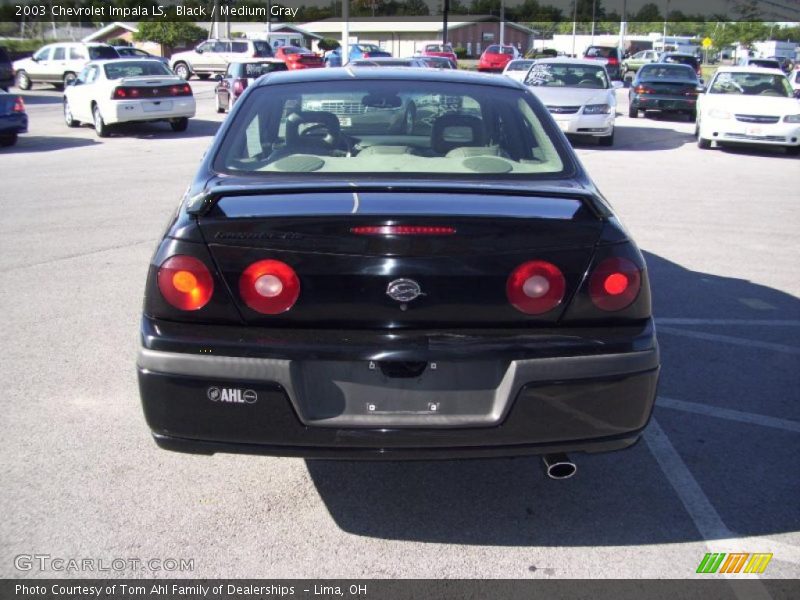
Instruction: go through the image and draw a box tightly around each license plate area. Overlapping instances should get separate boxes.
[291,359,509,428]
[143,100,173,112]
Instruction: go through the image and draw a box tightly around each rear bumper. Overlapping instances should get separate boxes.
[105,98,196,125]
[138,317,659,459]
[631,95,697,112]
[0,113,27,134]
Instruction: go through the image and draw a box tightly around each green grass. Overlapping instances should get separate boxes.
[701,65,718,81]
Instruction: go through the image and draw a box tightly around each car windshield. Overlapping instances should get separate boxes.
[214,80,566,178]
[639,64,697,81]
[525,63,609,89]
[358,44,382,53]
[709,72,792,97]
[507,60,534,71]
[88,46,119,60]
[103,61,173,79]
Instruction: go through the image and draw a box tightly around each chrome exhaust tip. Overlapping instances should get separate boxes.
[542,453,577,480]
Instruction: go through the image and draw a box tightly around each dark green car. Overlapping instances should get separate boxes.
[628,63,703,121]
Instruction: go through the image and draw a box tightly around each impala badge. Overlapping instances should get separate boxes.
[386,278,423,303]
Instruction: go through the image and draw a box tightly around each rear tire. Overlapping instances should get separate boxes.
[63,72,76,87]
[688,109,697,122]
[697,136,711,149]
[628,104,638,118]
[0,133,17,147]
[93,104,109,138]
[170,117,188,132]
[173,63,191,80]
[786,146,800,156]
[16,70,31,90]
[598,131,614,146]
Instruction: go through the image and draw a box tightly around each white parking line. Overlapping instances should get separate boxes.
[658,326,800,355]
[656,319,800,327]
[657,397,800,433]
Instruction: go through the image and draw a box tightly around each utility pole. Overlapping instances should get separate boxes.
[442,0,449,46]
[342,0,350,65]
[571,0,577,57]
[499,0,505,46]
[591,0,596,45]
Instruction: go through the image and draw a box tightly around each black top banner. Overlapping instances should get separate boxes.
[0,0,799,23]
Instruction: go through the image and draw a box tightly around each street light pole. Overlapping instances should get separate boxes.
[342,0,350,65]
[571,0,577,57]
[443,0,449,46]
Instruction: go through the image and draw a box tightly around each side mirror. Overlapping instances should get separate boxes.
[612,80,624,89]
[31,56,39,62]
[794,89,800,99]
[195,47,204,54]
[214,74,223,81]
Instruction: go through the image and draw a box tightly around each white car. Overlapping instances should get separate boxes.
[524,58,621,146]
[791,68,800,94]
[63,59,196,137]
[696,66,800,154]
[13,42,119,90]
[502,59,536,83]
[170,39,273,81]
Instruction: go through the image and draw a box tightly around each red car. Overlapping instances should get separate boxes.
[477,45,520,72]
[274,46,323,70]
[420,43,457,68]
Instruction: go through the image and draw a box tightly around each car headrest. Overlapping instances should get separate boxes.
[431,114,486,155]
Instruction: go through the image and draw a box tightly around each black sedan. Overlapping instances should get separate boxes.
[214,59,287,113]
[629,63,703,121]
[137,69,659,476]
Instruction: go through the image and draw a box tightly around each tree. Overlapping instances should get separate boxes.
[134,21,207,55]
[401,0,430,15]
[318,38,341,52]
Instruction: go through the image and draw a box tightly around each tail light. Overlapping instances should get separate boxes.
[635,85,655,94]
[588,257,642,311]
[112,86,140,99]
[157,255,214,311]
[363,53,371,58]
[506,260,566,315]
[232,78,247,96]
[12,96,25,112]
[683,86,700,96]
[113,84,191,99]
[239,259,300,314]
[170,83,192,96]
[351,225,456,236]
[607,57,619,66]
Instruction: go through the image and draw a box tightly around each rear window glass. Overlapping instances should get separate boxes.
[213,80,567,179]
[506,60,534,71]
[253,41,273,57]
[525,63,609,89]
[89,46,119,60]
[103,60,172,79]
[231,42,248,53]
[242,62,288,77]
[585,46,616,58]
[639,64,697,81]
[662,55,698,67]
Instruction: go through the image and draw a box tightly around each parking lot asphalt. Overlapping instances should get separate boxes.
[1,80,798,579]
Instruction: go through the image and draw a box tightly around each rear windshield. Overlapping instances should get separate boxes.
[662,55,698,67]
[749,59,780,69]
[214,80,567,179]
[506,60,534,71]
[709,72,792,97]
[585,46,616,58]
[525,63,609,89]
[253,41,272,57]
[639,64,697,81]
[486,46,515,55]
[88,46,119,60]
[103,61,172,79]
[240,62,288,77]
[357,44,383,53]
[425,44,453,52]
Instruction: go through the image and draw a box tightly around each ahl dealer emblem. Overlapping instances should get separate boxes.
[207,386,257,404]
[386,278,423,303]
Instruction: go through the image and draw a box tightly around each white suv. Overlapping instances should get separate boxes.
[14,43,119,90]
[170,39,273,80]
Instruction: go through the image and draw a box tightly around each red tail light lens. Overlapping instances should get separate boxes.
[239,259,300,314]
[635,85,654,94]
[351,225,456,236]
[607,57,619,66]
[170,83,192,96]
[233,78,247,96]
[588,257,642,311]
[506,260,566,315]
[13,96,25,112]
[157,255,214,311]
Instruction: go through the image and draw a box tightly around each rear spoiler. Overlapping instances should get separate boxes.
[186,182,611,219]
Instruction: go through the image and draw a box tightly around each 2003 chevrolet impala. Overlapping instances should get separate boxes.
[137,68,659,477]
